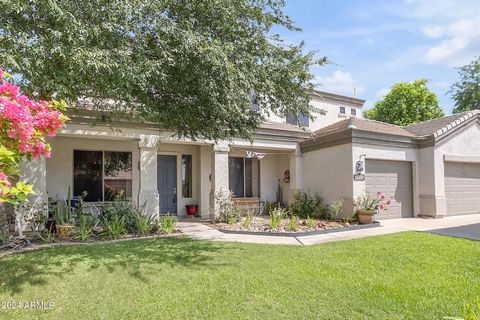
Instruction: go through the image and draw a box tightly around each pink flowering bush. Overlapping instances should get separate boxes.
[0,68,68,204]
[354,192,393,213]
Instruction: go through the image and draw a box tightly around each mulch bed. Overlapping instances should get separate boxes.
[211,216,359,234]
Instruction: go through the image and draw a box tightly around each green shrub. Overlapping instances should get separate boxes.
[135,212,155,235]
[329,198,344,220]
[269,208,288,229]
[241,211,254,229]
[0,231,11,246]
[306,216,316,229]
[214,190,242,223]
[99,197,142,233]
[100,214,126,239]
[262,200,276,216]
[160,214,177,234]
[37,228,55,243]
[75,214,93,241]
[289,191,330,219]
[287,215,300,231]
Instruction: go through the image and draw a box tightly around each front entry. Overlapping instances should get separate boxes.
[157,155,177,214]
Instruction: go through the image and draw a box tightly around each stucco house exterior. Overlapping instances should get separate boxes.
[18,90,480,221]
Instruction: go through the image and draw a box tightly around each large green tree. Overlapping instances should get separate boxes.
[0,0,325,141]
[450,56,480,113]
[364,79,444,126]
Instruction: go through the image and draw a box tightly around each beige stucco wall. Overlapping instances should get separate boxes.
[303,143,354,216]
[308,96,362,132]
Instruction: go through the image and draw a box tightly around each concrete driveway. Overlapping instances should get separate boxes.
[427,223,480,241]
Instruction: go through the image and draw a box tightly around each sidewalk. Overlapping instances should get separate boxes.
[177,214,480,246]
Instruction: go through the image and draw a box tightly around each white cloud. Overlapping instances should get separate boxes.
[424,14,480,65]
[315,70,366,97]
[422,25,443,38]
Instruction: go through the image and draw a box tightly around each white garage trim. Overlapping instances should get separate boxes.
[444,154,480,163]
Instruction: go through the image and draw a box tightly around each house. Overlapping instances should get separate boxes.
[18,90,480,220]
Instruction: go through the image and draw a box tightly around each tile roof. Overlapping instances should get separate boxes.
[311,117,416,138]
[403,110,480,138]
[310,111,480,140]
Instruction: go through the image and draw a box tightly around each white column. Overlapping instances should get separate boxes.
[16,156,48,234]
[209,143,230,221]
[289,144,304,203]
[138,135,160,219]
[199,145,212,218]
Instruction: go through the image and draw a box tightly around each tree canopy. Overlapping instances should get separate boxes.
[450,56,480,113]
[364,79,444,126]
[0,0,325,140]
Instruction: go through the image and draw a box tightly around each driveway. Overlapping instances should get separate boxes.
[427,223,480,241]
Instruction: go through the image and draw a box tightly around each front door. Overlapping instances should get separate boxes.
[157,155,177,214]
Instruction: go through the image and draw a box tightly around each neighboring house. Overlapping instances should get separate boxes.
[18,90,480,220]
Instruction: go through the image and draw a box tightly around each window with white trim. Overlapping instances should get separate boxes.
[339,106,346,114]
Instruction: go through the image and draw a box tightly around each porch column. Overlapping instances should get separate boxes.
[209,143,230,221]
[199,145,212,218]
[15,156,48,235]
[138,136,160,219]
[289,144,304,203]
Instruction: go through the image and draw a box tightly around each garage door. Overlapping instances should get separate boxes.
[445,162,480,216]
[365,160,413,219]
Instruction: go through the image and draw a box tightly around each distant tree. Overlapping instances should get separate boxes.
[450,56,480,113]
[0,0,326,141]
[364,80,444,125]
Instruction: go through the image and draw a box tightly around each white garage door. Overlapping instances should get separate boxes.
[445,162,480,216]
[365,160,413,219]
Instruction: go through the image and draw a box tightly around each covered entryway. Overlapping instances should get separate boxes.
[365,159,413,219]
[444,162,480,216]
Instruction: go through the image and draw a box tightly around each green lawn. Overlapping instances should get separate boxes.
[0,232,479,319]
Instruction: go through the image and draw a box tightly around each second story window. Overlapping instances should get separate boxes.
[286,112,309,127]
[351,108,357,116]
[339,106,346,114]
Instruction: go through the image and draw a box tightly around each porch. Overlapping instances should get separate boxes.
[20,122,305,220]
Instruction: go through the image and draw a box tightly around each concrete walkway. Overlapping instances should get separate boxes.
[178,214,480,246]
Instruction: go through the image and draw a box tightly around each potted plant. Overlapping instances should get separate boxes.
[354,193,392,224]
[54,187,74,239]
[185,204,198,217]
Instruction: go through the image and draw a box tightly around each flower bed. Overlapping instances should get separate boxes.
[212,215,364,235]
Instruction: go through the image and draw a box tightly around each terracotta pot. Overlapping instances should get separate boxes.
[357,210,375,224]
[185,205,198,216]
[58,224,73,238]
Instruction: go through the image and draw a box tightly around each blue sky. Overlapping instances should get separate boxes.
[277,0,480,113]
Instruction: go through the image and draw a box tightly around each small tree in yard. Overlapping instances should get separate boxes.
[364,79,444,126]
[0,68,68,235]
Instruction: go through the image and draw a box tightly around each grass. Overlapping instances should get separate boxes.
[0,232,479,319]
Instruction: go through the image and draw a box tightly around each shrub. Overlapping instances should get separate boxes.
[289,191,330,219]
[269,208,288,229]
[287,215,300,231]
[37,228,55,243]
[329,199,344,220]
[99,195,142,233]
[160,214,177,234]
[100,214,126,239]
[306,217,316,229]
[214,190,242,224]
[241,211,254,229]
[75,214,93,241]
[135,212,155,236]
